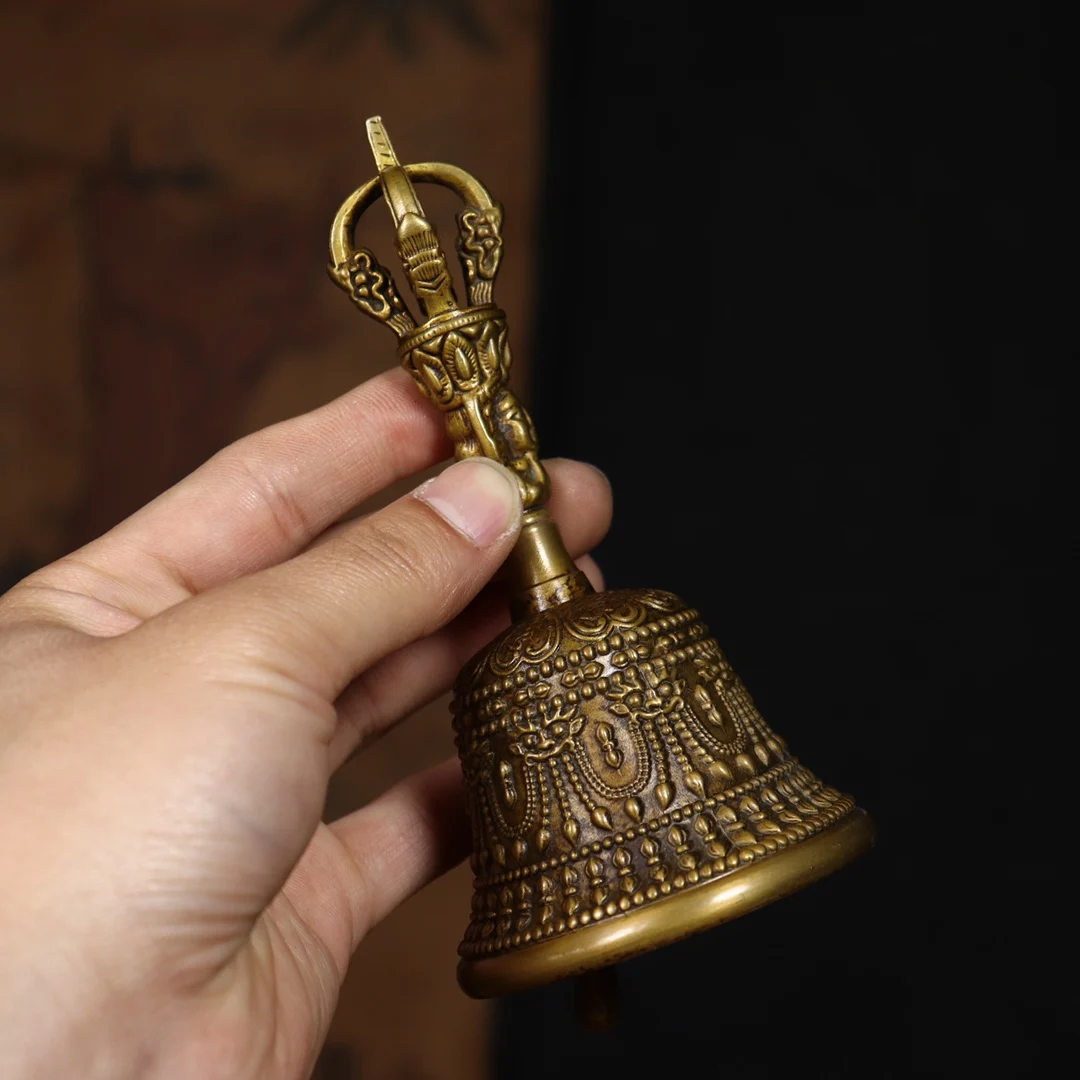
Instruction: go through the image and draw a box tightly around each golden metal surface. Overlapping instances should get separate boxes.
[459,810,875,998]
[329,119,874,1000]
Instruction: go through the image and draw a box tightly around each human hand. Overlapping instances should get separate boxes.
[0,369,611,1080]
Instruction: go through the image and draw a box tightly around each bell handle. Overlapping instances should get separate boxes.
[329,122,593,618]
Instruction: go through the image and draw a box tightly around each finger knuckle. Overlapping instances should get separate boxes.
[226,445,316,551]
[343,509,456,618]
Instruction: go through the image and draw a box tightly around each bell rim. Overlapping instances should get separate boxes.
[456,806,875,998]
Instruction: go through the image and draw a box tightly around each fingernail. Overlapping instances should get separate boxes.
[415,459,521,547]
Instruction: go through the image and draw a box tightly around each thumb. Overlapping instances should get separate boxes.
[145,455,524,706]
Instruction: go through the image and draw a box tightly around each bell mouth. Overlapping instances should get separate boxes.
[457,808,874,998]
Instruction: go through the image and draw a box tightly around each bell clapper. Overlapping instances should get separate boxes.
[573,966,618,1033]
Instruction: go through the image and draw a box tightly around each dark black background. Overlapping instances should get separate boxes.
[497,6,1073,1077]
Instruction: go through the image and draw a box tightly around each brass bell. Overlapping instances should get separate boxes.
[329,118,875,1000]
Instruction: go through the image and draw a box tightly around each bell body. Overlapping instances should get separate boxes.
[453,587,874,997]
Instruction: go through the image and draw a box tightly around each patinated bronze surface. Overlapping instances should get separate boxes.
[329,118,874,998]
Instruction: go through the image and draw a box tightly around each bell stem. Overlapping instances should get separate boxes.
[507,508,593,621]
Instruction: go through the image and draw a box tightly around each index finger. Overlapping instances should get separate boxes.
[25,369,453,621]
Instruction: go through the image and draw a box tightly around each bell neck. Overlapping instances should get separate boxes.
[507,508,594,622]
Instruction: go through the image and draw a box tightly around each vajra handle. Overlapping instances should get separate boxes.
[328,118,590,618]
[328,117,549,511]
